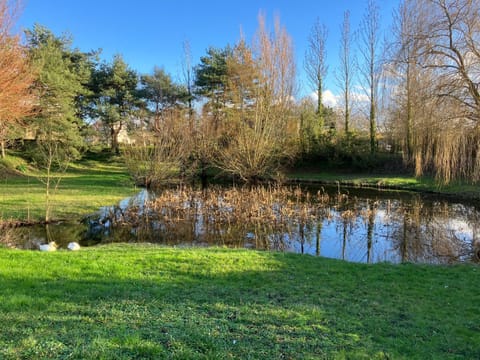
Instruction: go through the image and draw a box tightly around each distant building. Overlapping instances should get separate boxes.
[117,127,135,145]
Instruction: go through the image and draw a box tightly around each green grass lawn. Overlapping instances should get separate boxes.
[286,170,480,200]
[0,245,478,359]
[0,155,137,221]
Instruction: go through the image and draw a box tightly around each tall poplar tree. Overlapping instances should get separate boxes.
[304,18,328,130]
[336,10,355,136]
[359,0,382,154]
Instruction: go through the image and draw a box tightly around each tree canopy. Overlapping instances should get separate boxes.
[0,0,36,158]
[90,54,138,153]
[139,67,189,132]
[26,24,87,160]
[3,1,480,185]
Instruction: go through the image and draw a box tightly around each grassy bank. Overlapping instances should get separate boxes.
[0,153,137,221]
[286,169,480,200]
[0,245,478,359]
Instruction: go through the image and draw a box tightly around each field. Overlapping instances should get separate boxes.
[0,153,137,221]
[0,245,478,359]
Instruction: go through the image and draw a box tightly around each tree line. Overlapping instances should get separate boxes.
[1,0,480,186]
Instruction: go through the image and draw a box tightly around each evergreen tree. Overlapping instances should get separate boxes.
[139,67,188,132]
[26,24,90,221]
[26,24,86,159]
[194,46,231,128]
[91,55,138,153]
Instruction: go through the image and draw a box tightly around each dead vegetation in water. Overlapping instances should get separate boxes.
[94,185,478,262]
[104,185,339,248]
[0,226,16,248]
[0,218,38,230]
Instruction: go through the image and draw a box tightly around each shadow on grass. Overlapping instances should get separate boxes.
[0,277,365,359]
[0,249,478,359]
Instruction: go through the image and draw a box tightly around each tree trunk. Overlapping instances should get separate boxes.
[370,100,376,154]
[299,113,305,155]
[317,81,324,129]
[45,156,51,223]
[406,94,413,160]
[406,61,414,161]
[0,140,5,159]
[111,123,122,154]
[344,101,350,135]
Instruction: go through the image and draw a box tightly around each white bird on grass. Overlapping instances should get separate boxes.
[39,241,58,252]
[67,242,81,251]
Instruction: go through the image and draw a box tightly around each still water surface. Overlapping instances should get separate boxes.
[3,185,479,264]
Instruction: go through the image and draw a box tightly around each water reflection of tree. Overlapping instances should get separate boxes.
[4,223,86,249]
[78,186,479,264]
[366,201,376,264]
[462,205,480,262]
[388,197,474,264]
[0,227,15,248]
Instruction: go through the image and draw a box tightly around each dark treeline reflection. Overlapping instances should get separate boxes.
[3,185,479,264]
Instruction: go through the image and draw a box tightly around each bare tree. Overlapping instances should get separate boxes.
[35,130,77,222]
[419,0,480,121]
[336,10,355,135]
[358,0,382,154]
[216,13,297,183]
[254,13,296,110]
[390,0,480,183]
[123,109,190,188]
[304,18,328,129]
[181,39,195,127]
[0,0,36,158]
[425,0,480,183]
[389,0,426,162]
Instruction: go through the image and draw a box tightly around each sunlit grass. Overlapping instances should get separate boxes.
[0,155,137,221]
[0,245,478,359]
[287,171,480,199]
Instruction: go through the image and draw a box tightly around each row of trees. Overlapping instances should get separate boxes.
[125,14,297,185]
[1,0,480,185]
[2,7,298,185]
[387,0,480,183]
[301,0,480,184]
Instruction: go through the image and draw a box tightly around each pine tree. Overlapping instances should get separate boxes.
[26,25,90,221]
[91,55,138,154]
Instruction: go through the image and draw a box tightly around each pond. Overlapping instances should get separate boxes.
[2,185,479,264]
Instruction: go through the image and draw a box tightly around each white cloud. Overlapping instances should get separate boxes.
[351,85,370,103]
[323,90,339,107]
[309,89,340,107]
[308,87,370,109]
[351,92,369,103]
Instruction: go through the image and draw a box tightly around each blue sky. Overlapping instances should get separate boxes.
[17,0,399,99]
